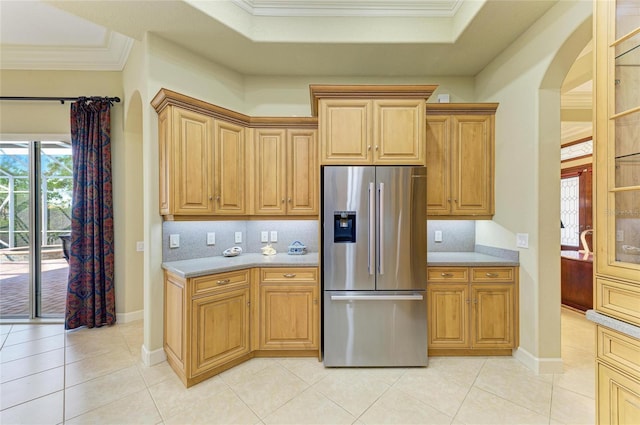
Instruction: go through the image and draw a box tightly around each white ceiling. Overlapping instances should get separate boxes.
[0,0,592,142]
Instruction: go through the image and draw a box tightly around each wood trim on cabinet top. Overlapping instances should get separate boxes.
[426,103,499,115]
[151,88,318,129]
[309,84,438,116]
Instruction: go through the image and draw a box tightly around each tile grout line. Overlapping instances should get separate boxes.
[448,356,488,424]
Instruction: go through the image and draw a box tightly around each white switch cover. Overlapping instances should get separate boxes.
[261,231,269,242]
[169,234,180,248]
[136,241,144,252]
[270,231,278,242]
[617,230,624,242]
[207,232,216,245]
[516,233,529,248]
[235,231,242,243]
[434,230,443,242]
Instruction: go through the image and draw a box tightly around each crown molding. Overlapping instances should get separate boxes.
[231,0,463,17]
[0,31,133,71]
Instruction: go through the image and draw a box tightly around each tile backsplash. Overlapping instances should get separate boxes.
[427,220,476,252]
[163,220,318,262]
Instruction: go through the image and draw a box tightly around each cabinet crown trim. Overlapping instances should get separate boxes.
[309,84,438,116]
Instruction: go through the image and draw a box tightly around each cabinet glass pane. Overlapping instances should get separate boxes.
[614,190,640,265]
[614,32,640,115]
[615,1,640,40]
[614,108,640,188]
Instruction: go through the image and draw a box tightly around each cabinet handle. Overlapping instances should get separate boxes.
[282,198,285,203]
[216,279,231,285]
[447,198,452,203]
[216,195,220,202]
[485,273,499,278]
[209,196,213,201]
[441,273,454,277]
[288,198,292,203]
[313,299,318,305]
[466,299,470,304]
[375,145,379,151]
[454,199,458,203]
[283,273,297,278]
[367,145,371,151]
[473,299,478,304]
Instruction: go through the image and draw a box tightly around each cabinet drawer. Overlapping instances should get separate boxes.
[260,267,318,283]
[471,267,514,282]
[191,269,250,297]
[595,277,640,327]
[427,267,469,283]
[598,326,640,376]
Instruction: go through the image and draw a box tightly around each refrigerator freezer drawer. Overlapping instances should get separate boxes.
[323,291,428,367]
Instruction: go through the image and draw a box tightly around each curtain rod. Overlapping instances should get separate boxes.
[0,96,121,105]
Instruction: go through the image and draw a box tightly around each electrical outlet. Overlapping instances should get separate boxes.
[207,232,216,245]
[261,231,269,242]
[270,231,278,242]
[617,230,624,242]
[516,233,529,249]
[169,234,180,248]
[434,230,443,242]
[235,231,242,243]
[136,241,144,252]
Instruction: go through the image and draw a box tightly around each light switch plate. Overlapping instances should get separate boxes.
[270,231,278,242]
[617,230,624,242]
[136,241,144,252]
[516,233,529,248]
[261,231,269,242]
[207,232,216,245]
[434,230,443,242]
[169,234,180,248]
[235,231,242,243]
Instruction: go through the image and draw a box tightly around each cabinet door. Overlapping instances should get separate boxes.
[259,283,319,350]
[427,284,469,348]
[426,115,451,215]
[254,128,287,215]
[190,286,250,377]
[373,99,425,164]
[471,283,514,348]
[319,99,372,164]
[287,129,318,215]
[214,120,246,214]
[451,115,494,216]
[158,108,171,215]
[172,107,214,214]
[598,362,640,425]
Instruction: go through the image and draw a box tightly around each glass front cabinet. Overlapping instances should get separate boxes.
[593,2,640,424]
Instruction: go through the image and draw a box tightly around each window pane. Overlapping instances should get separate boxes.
[561,176,580,247]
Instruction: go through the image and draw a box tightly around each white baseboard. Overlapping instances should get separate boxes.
[513,347,564,374]
[141,344,167,367]
[116,309,143,324]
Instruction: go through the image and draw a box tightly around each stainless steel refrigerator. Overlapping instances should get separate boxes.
[322,166,427,367]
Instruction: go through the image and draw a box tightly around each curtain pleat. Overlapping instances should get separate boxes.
[65,98,115,330]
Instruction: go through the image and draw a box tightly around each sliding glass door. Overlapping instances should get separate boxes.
[0,140,72,319]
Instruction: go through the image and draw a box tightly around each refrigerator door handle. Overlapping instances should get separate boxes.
[378,182,384,275]
[369,182,375,275]
[330,294,424,301]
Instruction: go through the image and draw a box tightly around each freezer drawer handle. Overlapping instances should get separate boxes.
[330,294,424,301]
[216,279,232,285]
[283,273,297,278]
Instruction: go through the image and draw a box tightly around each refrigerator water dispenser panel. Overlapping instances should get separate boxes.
[334,211,356,243]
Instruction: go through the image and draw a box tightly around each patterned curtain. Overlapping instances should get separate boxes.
[65,98,115,330]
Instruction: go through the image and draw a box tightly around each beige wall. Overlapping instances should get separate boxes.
[474,0,592,371]
[0,70,144,320]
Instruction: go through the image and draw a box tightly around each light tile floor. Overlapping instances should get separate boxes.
[0,308,595,424]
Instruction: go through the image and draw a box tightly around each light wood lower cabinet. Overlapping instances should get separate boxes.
[427,266,518,355]
[164,266,318,387]
[258,268,319,350]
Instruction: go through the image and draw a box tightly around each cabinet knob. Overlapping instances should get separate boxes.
[209,196,213,201]
[313,299,318,305]
[288,198,292,203]
[216,279,231,285]
[367,145,371,151]
[283,273,297,278]
[216,195,220,202]
[441,273,454,277]
[473,299,478,304]
[282,199,285,203]
[485,273,499,278]
[375,145,379,151]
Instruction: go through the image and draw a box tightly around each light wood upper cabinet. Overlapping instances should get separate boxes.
[214,120,246,215]
[373,99,425,164]
[319,98,372,164]
[158,105,215,215]
[426,105,497,218]
[254,128,318,215]
[311,85,436,165]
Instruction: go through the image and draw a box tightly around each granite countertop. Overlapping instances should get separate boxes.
[586,310,640,340]
[162,252,319,278]
[427,251,519,267]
